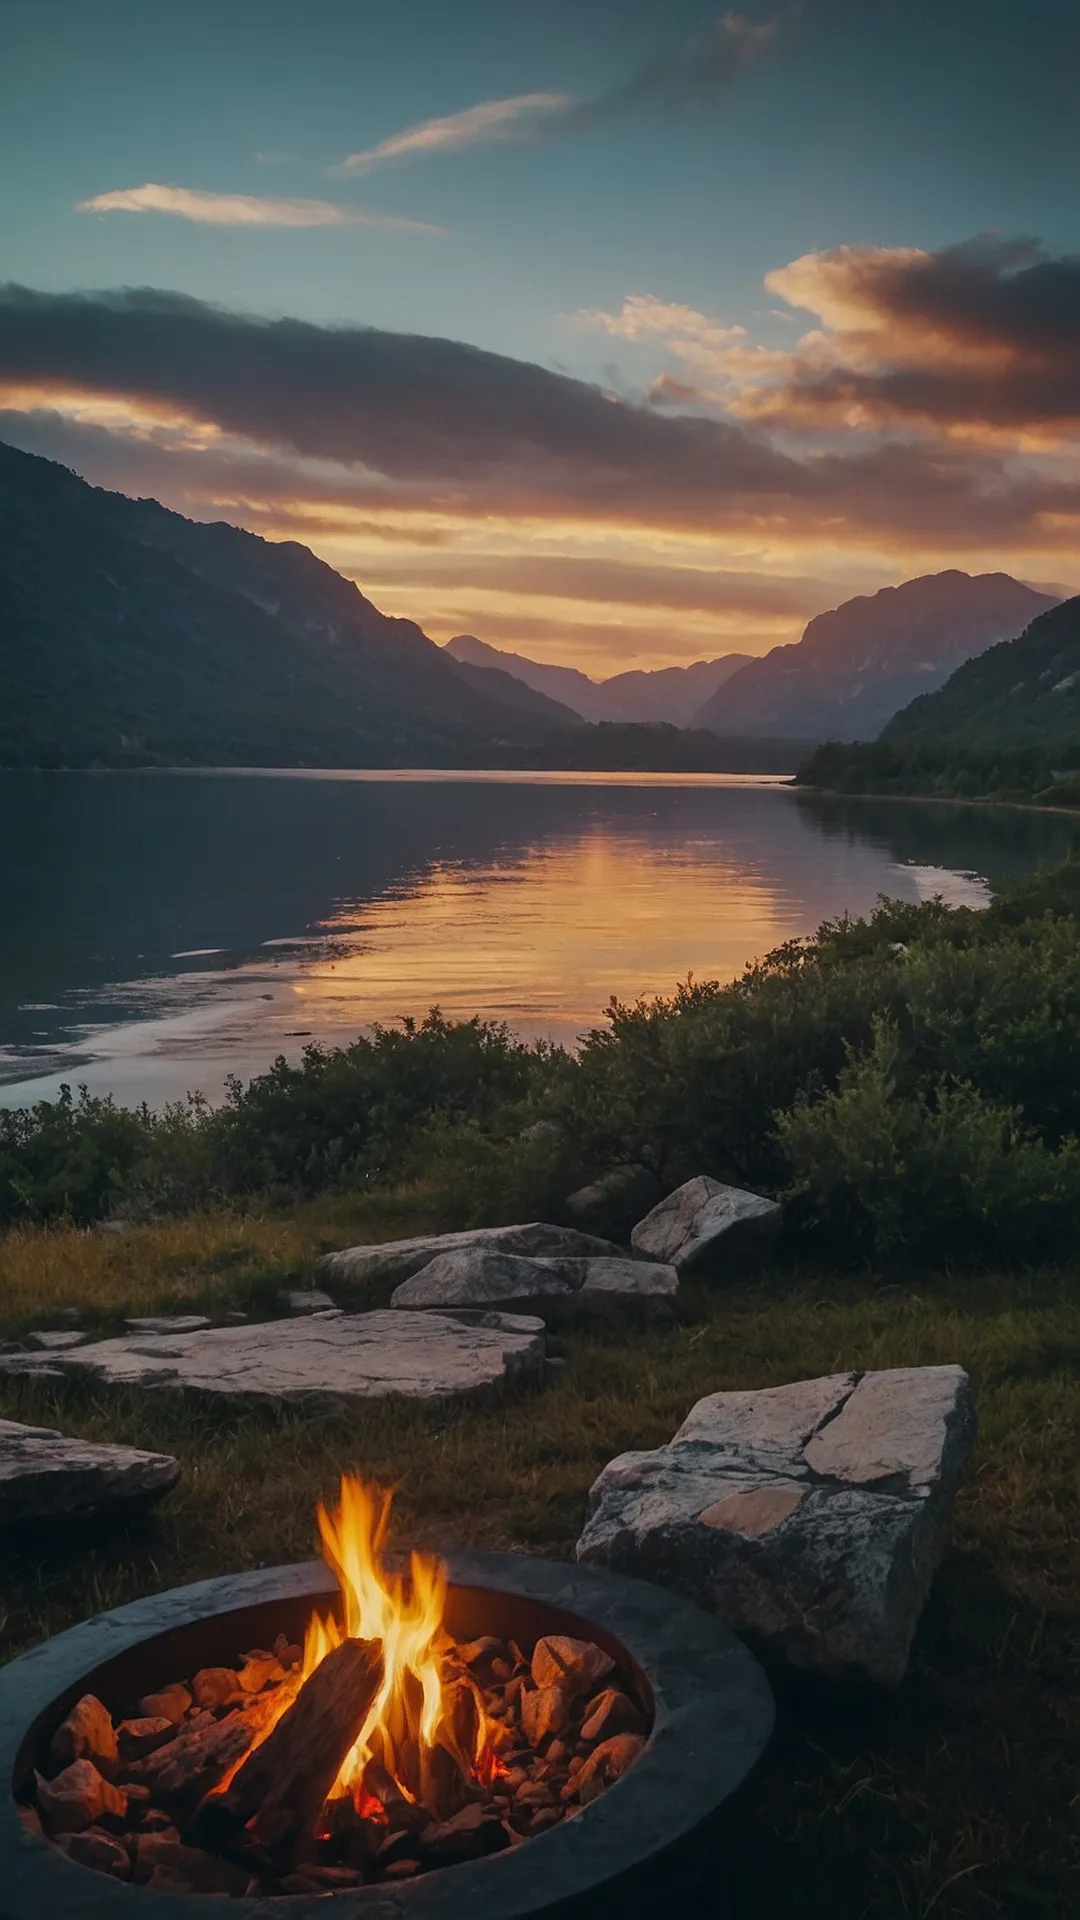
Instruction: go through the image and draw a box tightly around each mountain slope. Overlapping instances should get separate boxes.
[593,655,751,725]
[443,633,749,724]
[0,441,573,768]
[443,634,607,718]
[882,595,1080,746]
[692,572,1059,741]
[444,656,585,726]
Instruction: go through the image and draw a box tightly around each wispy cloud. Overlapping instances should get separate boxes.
[337,92,571,173]
[76,183,441,232]
[337,13,779,173]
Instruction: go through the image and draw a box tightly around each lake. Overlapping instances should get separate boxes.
[2,770,1076,1110]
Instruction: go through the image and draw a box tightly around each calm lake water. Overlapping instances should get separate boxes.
[3,769,1076,1110]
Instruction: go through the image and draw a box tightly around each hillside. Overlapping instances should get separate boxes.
[444,633,749,725]
[444,655,585,726]
[0,441,573,769]
[882,594,1080,747]
[691,572,1058,741]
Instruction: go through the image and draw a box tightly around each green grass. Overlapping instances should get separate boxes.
[1,1213,1078,1917]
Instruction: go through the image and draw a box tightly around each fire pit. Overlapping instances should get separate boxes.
[0,1480,773,1918]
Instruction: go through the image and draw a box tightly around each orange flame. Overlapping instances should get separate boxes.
[287,1475,503,1812]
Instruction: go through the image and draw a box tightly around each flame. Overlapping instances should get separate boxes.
[283,1475,503,1812]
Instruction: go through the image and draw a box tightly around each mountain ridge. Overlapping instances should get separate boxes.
[444,633,750,725]
[881,594,1080,747]
[691,571,1059,741]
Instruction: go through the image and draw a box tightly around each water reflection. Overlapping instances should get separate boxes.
[1,771,1073,1108]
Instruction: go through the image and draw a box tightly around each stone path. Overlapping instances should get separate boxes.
[576,1366,976,1687]
[0,1418,180,1525]
[0,1311,546,1409]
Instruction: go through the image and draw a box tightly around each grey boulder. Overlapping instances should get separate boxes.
[0,1418,180,1525]
[631,1175,781,1276]
[391,1251,678,1322]
[563,1165,661,1243]
[575,1365,976,1688]
[318,1222,622,1295]
[0,1311,545,1409]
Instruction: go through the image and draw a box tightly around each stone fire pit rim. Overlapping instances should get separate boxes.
[0,1551,775,1919]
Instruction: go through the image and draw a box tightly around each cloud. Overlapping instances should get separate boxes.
[561,10,777,132]
[579,238,1080,442]
[2,283,1080,553]
[756,235,1080,432]
[338,93,571,173]
[358,550,828,619]
[336,13,778,172]
[76,183,440,232]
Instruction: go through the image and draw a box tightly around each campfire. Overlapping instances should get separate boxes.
[24,1477,649,1896]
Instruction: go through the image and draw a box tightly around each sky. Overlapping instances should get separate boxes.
[2,0,1080,675]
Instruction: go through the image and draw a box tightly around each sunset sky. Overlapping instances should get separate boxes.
[3,0,1079,674]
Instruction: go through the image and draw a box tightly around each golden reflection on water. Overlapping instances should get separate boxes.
[292,827,792,1041]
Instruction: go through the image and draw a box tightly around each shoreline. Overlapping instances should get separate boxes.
[796,781,1080,822]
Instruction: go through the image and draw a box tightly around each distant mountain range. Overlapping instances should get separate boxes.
[444,633,750,725]
[0,441,798,772]
[882,594,1080,747]
[691,572,1060,741]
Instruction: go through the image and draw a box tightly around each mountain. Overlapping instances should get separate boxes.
[0,440,576,768]
[690,572,1060,741]
[443,633,750,725]
[881,594,1080,747]
[444,656,585,726]
[593,656,752,725]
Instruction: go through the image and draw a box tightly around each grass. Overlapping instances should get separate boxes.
[1,1210,1078,1917]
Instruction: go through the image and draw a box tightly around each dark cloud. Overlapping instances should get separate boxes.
[559,11,777,131]
[3,284,1080,549]
[771,235,1080,428]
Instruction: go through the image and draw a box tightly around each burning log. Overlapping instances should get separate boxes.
[196,1636,384,1855]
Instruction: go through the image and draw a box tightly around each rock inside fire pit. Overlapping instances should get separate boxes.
[26,1627,649,1895]
[576,1365,976,1687]
[0,1311,545,1408]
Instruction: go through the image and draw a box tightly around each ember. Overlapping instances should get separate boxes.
[28,1476,649,1895]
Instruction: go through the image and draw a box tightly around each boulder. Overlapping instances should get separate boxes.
[317,1222,622,1296]
[630,1175,781,1276]
[390,1251,678,1322]
[0,1418,180,1525]
[0,1312,545,1409]
[563,1165,661,1243]
[392,1252,577,1317]
[575,1365,976,1688]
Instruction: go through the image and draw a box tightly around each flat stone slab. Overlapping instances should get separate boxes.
[124,1315,212,1335]
[26,1330,89,1351]
[318,1222,622,1295]
[391,1251,678,1322]
[0,1311,546,1408]
[0,1418,180,1525]
[576,1366,976,1688]
[631,1175,781,1276]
